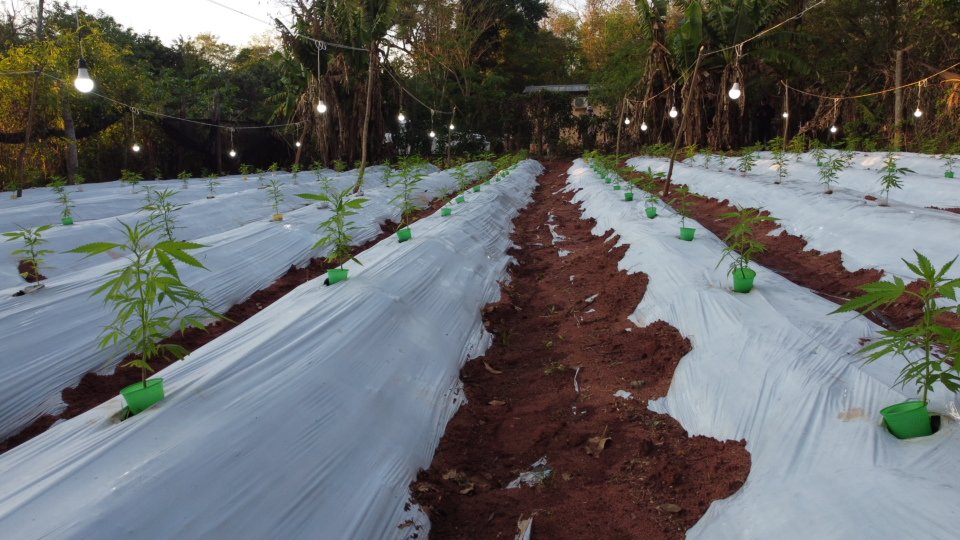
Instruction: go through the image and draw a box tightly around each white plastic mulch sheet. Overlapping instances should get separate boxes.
[0,162,493,440]
[627,154,960,283]
[0,160,543,538]
[568,160,960,539]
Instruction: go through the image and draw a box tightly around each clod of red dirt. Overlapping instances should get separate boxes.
[16,259,45,282]
[864,195,877,201]
[0,176,487,455]
[930,206,960,215]
[411,162,750,539]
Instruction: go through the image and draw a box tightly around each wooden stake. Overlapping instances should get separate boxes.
[663,46,704,198]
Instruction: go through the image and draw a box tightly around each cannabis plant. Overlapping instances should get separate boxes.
[716,207,778,277]
[142,188,184,242]
[701,149,714,170]
[737,149,758,176]
[49,178,74,221]
[833,251,960,405]
[291,163,301,184]
[818,155,845,194]
[177,170,191,188]
[206,174,220,198]
[390,155,428,228]
[120,169,143,193]
[239,163,253,180]
[3,224,54,283]
[810,140,827,166]
[878,153,914,206]
[267,178,284,218]
[942,154,957,178]
[451,164,472,192]
[669,185,693,228]
[70,221,218,389]
[297,187,368,269]
[268,162,280,176]
[772,145,788,184]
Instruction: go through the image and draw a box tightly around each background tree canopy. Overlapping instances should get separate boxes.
[1,0,958,190]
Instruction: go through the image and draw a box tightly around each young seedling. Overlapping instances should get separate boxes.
[789,135,807,162]
[451,164,472,193]
[332,159,347,173]
[832,251,960,406]
[141,188,184,242]
[701,149,714,170]
[256,168,267,189]
[69,221,219,411]
[942,154,957,178]
[267,178,284,220]
[737,148,758,177]
[818,155,845,194]
[239,163,253,181]
[121,169,143,193]
[297,186,368,279]
[810,140,827,167]
[878,153,914,206]
[177,170,191,189]
[205,174,220,198]
[716,207,778,290]
[49,177,74,223]
[771,145,788,184]
[669,185,693,229]
[717,153,728,170]
[268,162,280,177]
[3,224,54,286]
[390,155,428,232]
[291,163,301,185]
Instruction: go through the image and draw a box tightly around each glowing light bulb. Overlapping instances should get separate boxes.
[397,112,406,123]
[229,149,237,158]
[316,100,327,114]
[782,112,789,118]
[132,143,140,153]
[624,118,631,125]
[640,122,648,132]
[914,107,923,118]
[429,130,436,138]
[669,106,678,118]
[74,58,94,93]
[829,125,838,134]
[728,82,741,100]
[295,141,302,147]
[449,124,455,130]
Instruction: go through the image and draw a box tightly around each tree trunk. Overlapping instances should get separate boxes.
[213,91,222,174]
[355,40,378,191]
[893,49,903,151]
[61,91,80,185]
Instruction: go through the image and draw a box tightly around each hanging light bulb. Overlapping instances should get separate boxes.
[429,130,436,138]
[74,58,94,93]
[624,117,631,125]
[316,100,327,114]
[398,112,406,123]
[295,141,302,147]
[132,143,140,153]
[449,123,455,130]
[640,121,648,132]
[728,82,742,100]
[829,125,838,134]
[669,106,678,118]
[913,107,923,118]
[782,111,789,118]
[229,149,237,158]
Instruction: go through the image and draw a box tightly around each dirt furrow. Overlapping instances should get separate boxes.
[410,162,749,539]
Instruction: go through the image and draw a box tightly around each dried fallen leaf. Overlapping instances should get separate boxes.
[459,483,475,495]
[484,361,503,375]
[658,503,683,513]
[442,469,464,482]
[561,473,573,481]
[585,426,612,457]
[489,400,507,406]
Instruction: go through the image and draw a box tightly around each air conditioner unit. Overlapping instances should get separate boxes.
[573,97,589,109]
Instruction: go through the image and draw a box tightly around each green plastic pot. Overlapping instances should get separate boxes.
[732,267,757,293]
[328,268,349,285]
[121,378,165,415]
[624,192,634,202]
[645,207,657,219]
[397,227,412,243]
[680,227,696,241]
[613,185,622,191]
[946,171,955,179]
[61,216,74,225]
[456,196,466,204]
[441,208,452,217]
[605,178,612,184]
[472,186,481,192]
[881,400,933,439]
